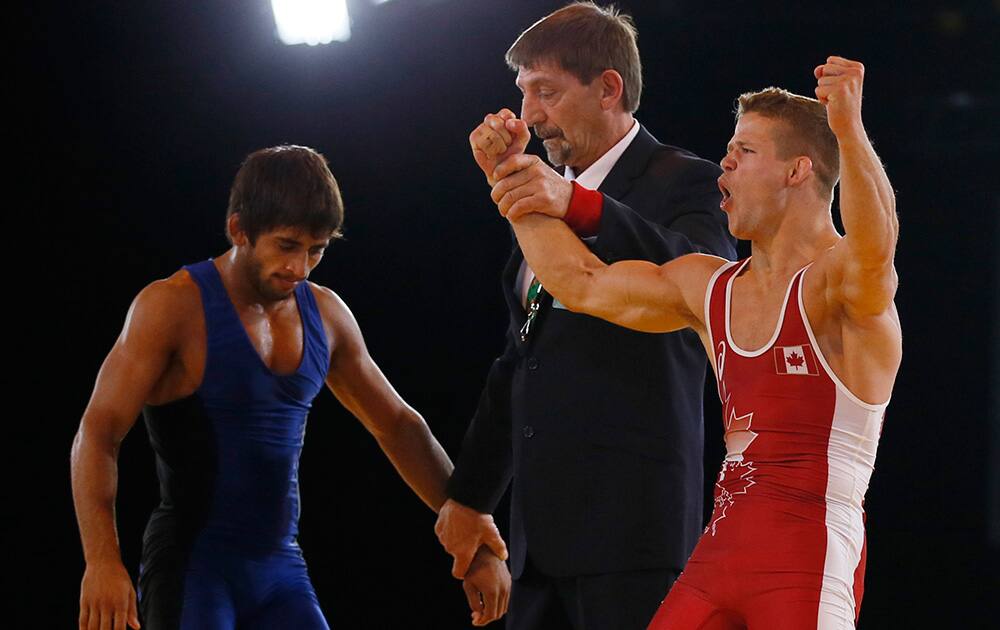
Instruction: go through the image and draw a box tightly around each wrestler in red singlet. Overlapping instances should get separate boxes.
[489,54,899,630]
[647,258,885,630]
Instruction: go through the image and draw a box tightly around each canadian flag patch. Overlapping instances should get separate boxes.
[774,344,819,375]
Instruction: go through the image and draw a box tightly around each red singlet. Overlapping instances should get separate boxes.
[648,259,888,630]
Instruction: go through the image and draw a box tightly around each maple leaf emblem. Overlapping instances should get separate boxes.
[786,352,805,368]
[723,407,757,463]
[725,407,753,433]
[709,398,759,536]
[708,460,756,536]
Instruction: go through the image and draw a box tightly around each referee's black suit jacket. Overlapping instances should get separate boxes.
[447,125,737,579]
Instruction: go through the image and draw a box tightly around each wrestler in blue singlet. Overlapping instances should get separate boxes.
[138,260,330,629]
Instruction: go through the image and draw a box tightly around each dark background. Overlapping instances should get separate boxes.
[19,1,998,627]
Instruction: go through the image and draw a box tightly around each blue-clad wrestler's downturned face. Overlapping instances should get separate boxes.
[237,224,331,302]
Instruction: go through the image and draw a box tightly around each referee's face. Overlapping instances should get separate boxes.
[516,62,607,172]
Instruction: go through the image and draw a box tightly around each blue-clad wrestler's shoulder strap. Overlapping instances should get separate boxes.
[295,282,330,379]
[179,259,246,369]
[182,259,227,310]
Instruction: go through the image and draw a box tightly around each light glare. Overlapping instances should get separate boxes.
[271,0,351,45]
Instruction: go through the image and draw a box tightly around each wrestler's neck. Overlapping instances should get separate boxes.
[749,198,840,278]
[216,249,296,313]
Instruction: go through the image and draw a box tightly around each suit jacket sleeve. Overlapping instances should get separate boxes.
[595,158,737,264]
[445,328,516,513]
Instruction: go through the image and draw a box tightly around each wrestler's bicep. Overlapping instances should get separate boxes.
[320,289,412,436]
[83,282,183,439]
[584,254,716,334]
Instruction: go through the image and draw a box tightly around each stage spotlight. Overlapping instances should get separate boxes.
[271,0,351,45]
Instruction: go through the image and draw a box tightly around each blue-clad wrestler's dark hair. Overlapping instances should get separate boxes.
[226,144,344,244]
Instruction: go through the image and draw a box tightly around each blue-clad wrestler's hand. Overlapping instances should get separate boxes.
[435,498,508,578]
[79,560,140,630]
[462,546,511,627]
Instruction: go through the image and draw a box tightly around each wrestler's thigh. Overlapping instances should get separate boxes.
[646,581,742,630]
[140,557,237,630]
[745,586,858,630]
[244,553,329,630]
[246,589,329,630]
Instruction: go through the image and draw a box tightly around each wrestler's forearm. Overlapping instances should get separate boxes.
[374,408,454,512]
[838,129,898,266]
[510,213,604,313]
[70,423,125,567]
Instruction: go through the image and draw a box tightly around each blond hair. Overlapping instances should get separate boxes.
[737,87,840,195]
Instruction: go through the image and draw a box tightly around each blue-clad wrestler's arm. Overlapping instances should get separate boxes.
[310,283,456,510]
[71,275,199,630]
[435,327,516,575]
[310,284,511,626]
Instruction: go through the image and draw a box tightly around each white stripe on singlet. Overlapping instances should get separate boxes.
[795,267,888,629]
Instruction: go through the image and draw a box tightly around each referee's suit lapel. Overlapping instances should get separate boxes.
[502,245,527,333]
[598,125,658,200]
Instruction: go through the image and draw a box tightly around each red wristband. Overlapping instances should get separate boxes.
[564,181,604,237]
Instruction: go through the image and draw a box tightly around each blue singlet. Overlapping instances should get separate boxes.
[138,260,330,629]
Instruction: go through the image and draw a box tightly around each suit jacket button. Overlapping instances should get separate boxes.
[523,426,534,438]
[527,357,539,370]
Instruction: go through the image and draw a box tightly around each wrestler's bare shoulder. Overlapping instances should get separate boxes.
[125,269,204,344]
[306,281,363,356]
[670,253,733,297]
[673,253,732,275]
[306,282,352,320]
[655,253,733,349]
[804,243,901,340]
[136,269,201,317]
